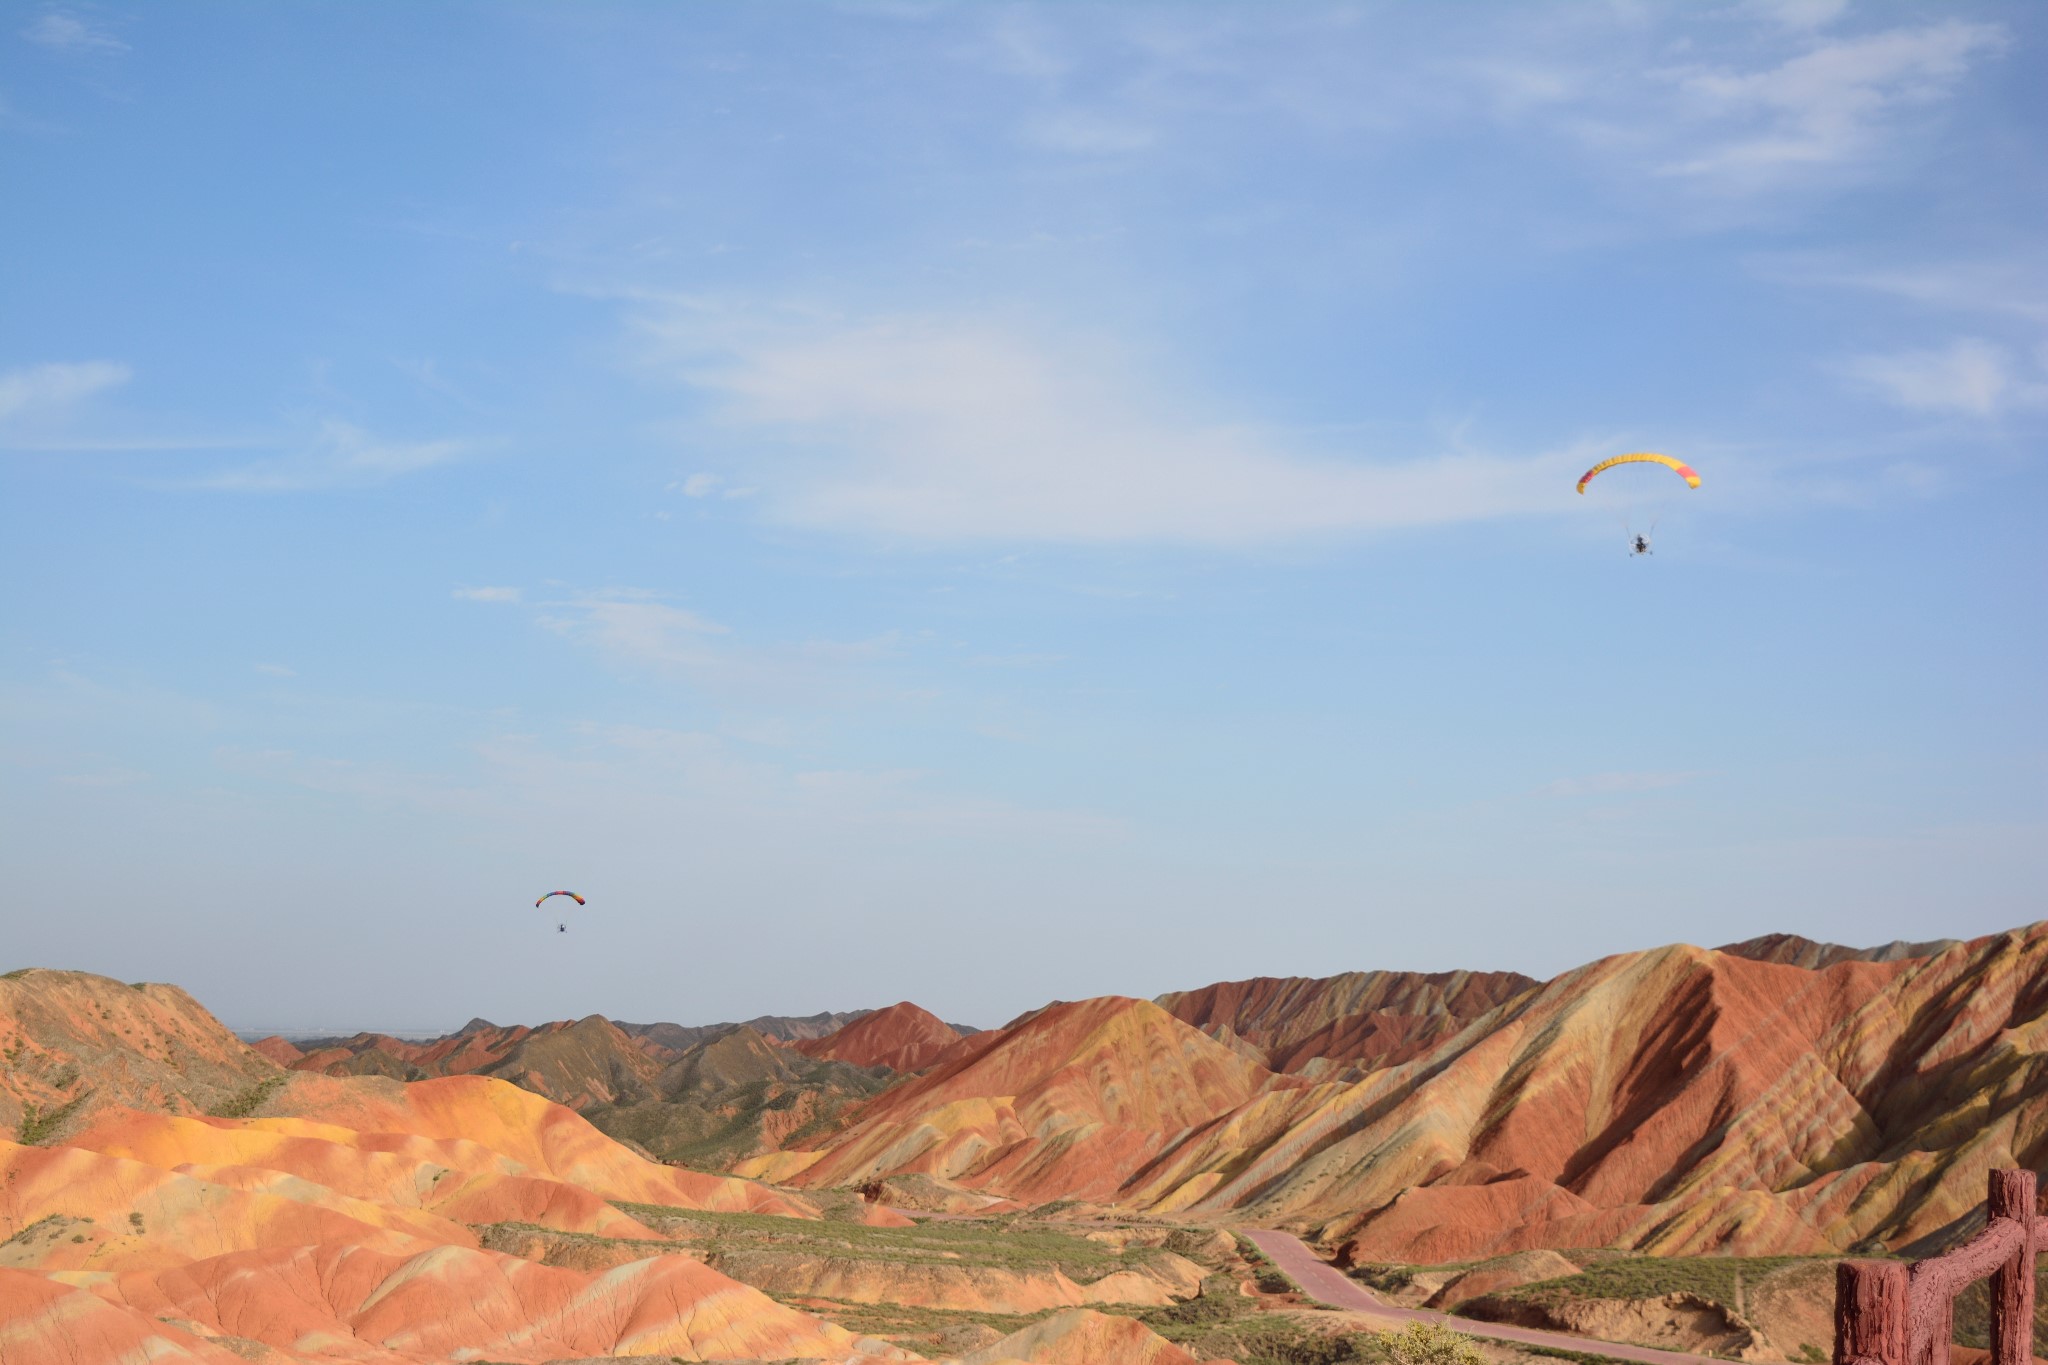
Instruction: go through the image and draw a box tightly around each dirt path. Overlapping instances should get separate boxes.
[1238,1229,1729,1365]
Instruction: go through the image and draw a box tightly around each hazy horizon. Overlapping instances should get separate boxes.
[5,3,2042,1031]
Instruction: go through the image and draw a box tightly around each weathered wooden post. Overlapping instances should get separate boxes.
[1990,1169,2038,1365]
[1840,1259,1910,1365]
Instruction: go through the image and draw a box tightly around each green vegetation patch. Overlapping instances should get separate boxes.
[1951,1262,2048,1356]
[16,1089,92,1145]
[1523,1344,1653,1365]
[1237,1234,1304,1295]
[1155,1310,1381,1365]
[1496,1252,1821,1310]
[207,1075,286,1119]
[774,1293,1057,1341]
[609,1202,1152,1280]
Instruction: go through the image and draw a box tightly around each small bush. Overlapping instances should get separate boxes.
[1379,1321,1487,1365]
[208,1075,285,1119]
[17,1090,91,1144]
[1257,1266,1297,1294]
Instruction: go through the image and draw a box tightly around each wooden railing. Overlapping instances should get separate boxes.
[1836,1169,2040,1365]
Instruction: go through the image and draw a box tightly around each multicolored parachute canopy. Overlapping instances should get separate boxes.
[535,890,586,908]
[1576,451,1700,494]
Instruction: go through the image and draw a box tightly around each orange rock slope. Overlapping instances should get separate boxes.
[796,1001,964,1073]
[0,974,902,1364]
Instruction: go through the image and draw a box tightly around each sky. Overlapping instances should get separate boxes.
[2,1,2042,1034]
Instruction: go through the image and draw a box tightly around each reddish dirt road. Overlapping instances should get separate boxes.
[1239,1229,1729,1365]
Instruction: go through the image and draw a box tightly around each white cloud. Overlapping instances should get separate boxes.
[1839,338,2047,418]
[634,301,1582,545]
[1540,771,1703,798]
[0,361,130,421]
[199,419,468,491]
[21,11,127,54]
[1658,21,2006,190]
[679,472,719,497]
[454,586,522,604]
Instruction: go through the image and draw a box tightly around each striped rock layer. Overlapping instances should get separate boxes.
[768,925,2045,1261]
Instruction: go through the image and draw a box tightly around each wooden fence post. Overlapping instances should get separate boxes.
[1990,1169,2038,1365]
[1840,1259,1910,1365]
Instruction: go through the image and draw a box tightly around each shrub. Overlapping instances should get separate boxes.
[1378,1321,1488,1365]
[208,1075,285,1119]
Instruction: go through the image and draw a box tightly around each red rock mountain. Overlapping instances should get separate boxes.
[748,925,2046,1266]
[1141,926,2048,1261]
[796,1001,962,1072]
[1155,966,1538,1073]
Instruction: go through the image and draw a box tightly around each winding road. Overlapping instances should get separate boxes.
[1237,1229,1728,1365]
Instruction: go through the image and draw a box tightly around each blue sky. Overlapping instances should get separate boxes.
[3,2,2041,1033]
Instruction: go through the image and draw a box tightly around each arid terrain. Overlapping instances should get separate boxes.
[2,923,2039,1365]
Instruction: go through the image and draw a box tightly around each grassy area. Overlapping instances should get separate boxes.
[1951,1263,2048,1356]
[1522,1345,1656,1365]
[1237,1234,1306,1295]
[1492,1252,1822,1311]
[775,1293,1056,1340]
[609,1201,1159,1281]
[1162,1314,1379,1365]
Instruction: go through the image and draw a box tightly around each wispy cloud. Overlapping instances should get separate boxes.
[1755,253,2048,326]
[527,585,913,708]
[454,586,522,604]
[0,360,130,422]
[1540,771,1703,799]
[254,663,297,678]
[21,11,127,54]
[1020,110,1155,155]
[57,767,149,788]
[198,419,469,491]
[1739,0,1851,33]
[1656,21,2006,192]
[631,300,1583,545]
[1839,339,2048,418]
